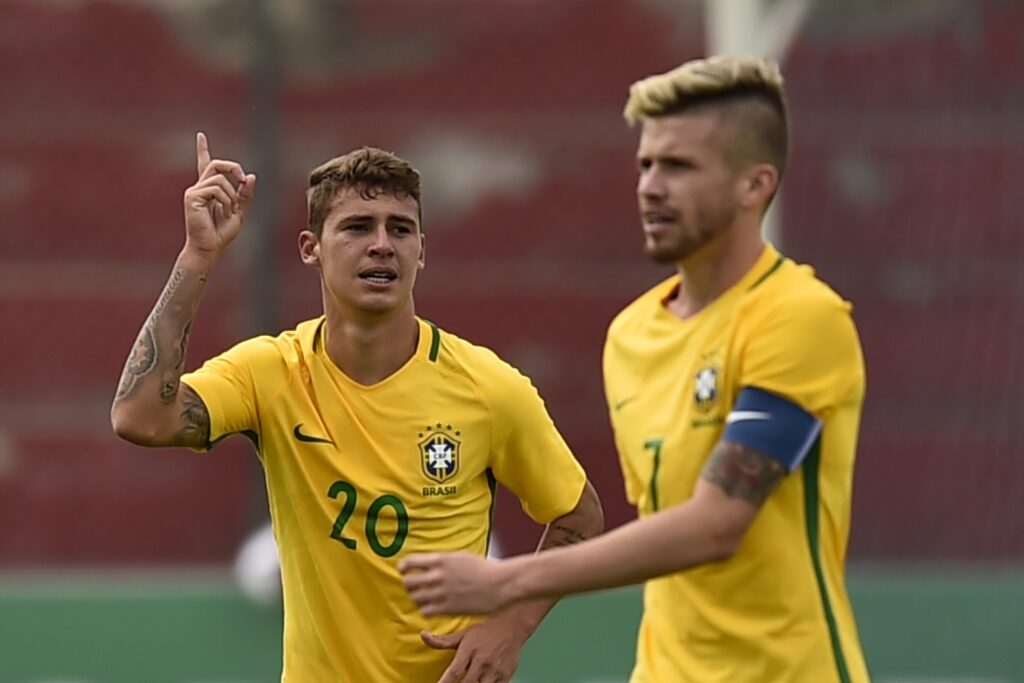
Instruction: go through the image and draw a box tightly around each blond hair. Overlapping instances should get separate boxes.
[307,147,422,236]
[624,55,789,176]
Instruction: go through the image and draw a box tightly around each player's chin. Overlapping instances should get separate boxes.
[353,291,404,313]
[644,242,684,264]
[644,237,704,264]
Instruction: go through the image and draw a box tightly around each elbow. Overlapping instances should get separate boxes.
[707,538,740,563]
[110,411,144,445]
[110,404,161,447]
[705,524,746,563]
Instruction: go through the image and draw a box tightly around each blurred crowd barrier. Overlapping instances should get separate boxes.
[0,0,1020,568]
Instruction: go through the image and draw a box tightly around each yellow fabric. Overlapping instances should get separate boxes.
[603,244,870,683]
[183,317,586,682]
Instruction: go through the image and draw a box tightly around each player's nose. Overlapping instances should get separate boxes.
[368,225,395,255]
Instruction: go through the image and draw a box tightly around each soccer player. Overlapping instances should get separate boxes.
[110,135,604,682]
[400,55,871,683]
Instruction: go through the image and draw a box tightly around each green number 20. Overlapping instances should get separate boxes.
[327,481,409,558]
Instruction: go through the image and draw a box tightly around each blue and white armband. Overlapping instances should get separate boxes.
[721,387,822,472]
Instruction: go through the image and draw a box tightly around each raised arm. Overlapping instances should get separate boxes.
[111,132,255,448]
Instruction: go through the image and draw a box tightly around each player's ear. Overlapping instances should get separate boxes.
[418,233,426,270]
[738,163,779,212]
[298,230,321,268]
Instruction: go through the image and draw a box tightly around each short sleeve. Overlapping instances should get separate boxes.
[740,294,865,417]
[487,368,587,524]
[181,336,278,450]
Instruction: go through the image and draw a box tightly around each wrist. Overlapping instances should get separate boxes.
[178,243,219,272]
[492,558,548,637]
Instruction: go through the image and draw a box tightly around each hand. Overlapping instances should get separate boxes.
[421,618,527,683]
[399,552,512,617]
[183,131,256,261]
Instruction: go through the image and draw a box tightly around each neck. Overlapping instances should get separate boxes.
[669,223,765,319]
[322,301,420,386]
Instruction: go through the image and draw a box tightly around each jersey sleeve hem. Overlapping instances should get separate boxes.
[180,374,229,452]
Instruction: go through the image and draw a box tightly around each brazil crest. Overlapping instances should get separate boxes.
[419,426,460,484]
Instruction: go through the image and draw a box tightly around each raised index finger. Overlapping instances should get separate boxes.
[196,131,211,178]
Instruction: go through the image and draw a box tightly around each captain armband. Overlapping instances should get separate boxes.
[721,387,822,472]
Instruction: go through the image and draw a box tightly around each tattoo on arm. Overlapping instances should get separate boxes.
[116,325,157,400]
[115,267,206,404]
[545,524,589,548]
[700,441,785,507]
[171,385,211,447]
[159,321,193,403]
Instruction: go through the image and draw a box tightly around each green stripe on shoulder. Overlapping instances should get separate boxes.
[425,320,441,362]
[803,438,853,683]
[747,255,786,291]
[312,318,325,352]
[209,430,260,452]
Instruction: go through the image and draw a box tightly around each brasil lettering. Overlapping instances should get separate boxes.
[422,485,457,497]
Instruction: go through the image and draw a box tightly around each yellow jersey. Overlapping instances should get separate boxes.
[183,316,587,682]
[603,244,870,683]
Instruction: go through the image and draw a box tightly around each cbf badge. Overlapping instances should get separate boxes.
[693,366,719,412]
[419,424,461,484]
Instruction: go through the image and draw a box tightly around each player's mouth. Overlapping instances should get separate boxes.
[641,210,678,232]
[358,267,398,286]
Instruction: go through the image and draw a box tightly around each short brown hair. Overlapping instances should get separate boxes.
[307,147,422,236]
[624,55,789,179]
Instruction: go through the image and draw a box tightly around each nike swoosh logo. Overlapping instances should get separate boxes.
[725,410,773,424]
[293,423,334,445]
[614,396,637,411]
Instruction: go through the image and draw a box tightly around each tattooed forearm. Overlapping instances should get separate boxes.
[116,325,158,400]
[153,268,187,316]
[159,321,194,403]
[113,265,208,405]
[701,441,785,507]
[171,385,211,447]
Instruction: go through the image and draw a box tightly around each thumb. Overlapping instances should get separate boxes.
[238,173,257,206]
[421,629,464,650]
[233,174,257,221]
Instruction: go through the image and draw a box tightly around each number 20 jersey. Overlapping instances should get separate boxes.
[182,317,586,682]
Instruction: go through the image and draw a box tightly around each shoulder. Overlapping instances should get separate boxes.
[743,258,856,333]
[195,317,322,378]
[737,258,865,407]
[428,322,527,387]
[425,321,546,413]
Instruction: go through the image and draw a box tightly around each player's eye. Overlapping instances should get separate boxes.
[665,158,696,171]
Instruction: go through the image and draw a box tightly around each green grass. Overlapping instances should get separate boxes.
[0,567,1020,683]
